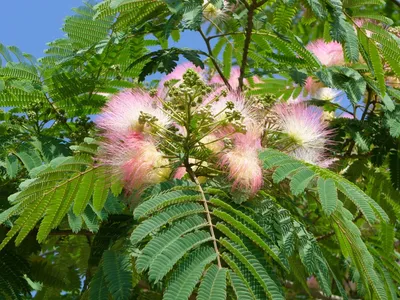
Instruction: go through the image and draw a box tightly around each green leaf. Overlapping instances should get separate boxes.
[389,149,400,190]
[368,40,386,96]
[133,189,200,219]
[148,230,212,282]
[272,163,304,183]
[5,155,19,178]
[317,178,337,216]
[221,240,284,300]
[163,246,217,300]
[316,67,366,104]
[336,180,377,224]
[343,20,359,62]
[68,209,82,233]
[13,148,42,171]
[197,265,227,300]
[290,168,316,195]
[304,0,327,19]
[213,209,285,271]
[36,183,70,242]
[103,251,132,300]
[380,222,394,256]
[72,170,95,215]
[89,265,109,300]
[135,215,206,273]
[130,203,204,245]
[227,270,257,300]
[381,94,395,112]
[93,171,110,212]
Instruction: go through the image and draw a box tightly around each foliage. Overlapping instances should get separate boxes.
[0,0,399,299]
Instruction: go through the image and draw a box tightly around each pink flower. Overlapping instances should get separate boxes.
[306,39,344,67]
[96,89,170,139]
[273,103,333,167]
[157,62,205,98]
[210,67,261,91]
[219,124,263,194]
[100,136,171,192]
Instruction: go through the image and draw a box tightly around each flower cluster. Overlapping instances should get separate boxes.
[97,63,334,197]
[304,39,345,102]
[272,103,334,166]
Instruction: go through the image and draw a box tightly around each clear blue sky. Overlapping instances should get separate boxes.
[0,0,206,60]
[0,0,84,58]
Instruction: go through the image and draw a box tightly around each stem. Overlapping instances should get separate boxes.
[238,2,256,91]
[361,87,373,121]
[185,163,222,268]
[182,92,222,268]
[198,28,232,90]
[207,32,244,41]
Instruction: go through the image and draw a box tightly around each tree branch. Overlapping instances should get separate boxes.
[238,2,256,91]
[198,28,232,90]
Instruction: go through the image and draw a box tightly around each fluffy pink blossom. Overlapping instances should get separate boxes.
[220,124,263,194]
[100,136,170,192]
[273,103,333,167]
[96,89,170,139]
[306,39,345,67]
[304,40,345,101]
[157,62,205,98]
[210,67,261,91]
[174,166,187,180]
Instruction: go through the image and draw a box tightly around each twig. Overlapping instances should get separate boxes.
[238,1,256,91]
[185,164,222,268]
[361,87,373,121]
[198,28,232,90]
[207,32,244,41]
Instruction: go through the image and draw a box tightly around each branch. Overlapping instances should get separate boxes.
[361,87,373,121]
[207,32,244,41]
[198,28,232,90]
[184,161,222,268]
[238,2,256,91]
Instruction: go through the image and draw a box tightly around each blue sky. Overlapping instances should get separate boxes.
[0,0,84,58]
[0,1,206,60]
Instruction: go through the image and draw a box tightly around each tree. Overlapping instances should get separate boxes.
[0,0,399,299]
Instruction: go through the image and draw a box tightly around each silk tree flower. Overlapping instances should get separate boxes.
[203,0,231,21]
[96,89,170,138]
[157,62,205,98]
[313,87,342,101]
[219,124,263,194]
[304,79,343,103]
[100,135,171,192]
[306,39,345,67]
[273,103,333,167]
[292,148,337,168]
[210,67,261,91]
[305,40,345,99]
